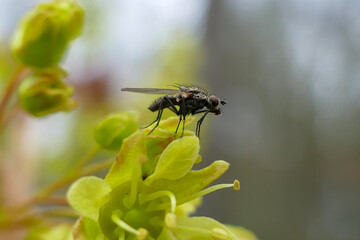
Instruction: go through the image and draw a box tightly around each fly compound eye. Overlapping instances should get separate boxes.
[209,96,220,107]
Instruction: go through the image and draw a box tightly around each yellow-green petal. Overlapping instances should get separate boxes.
[143,116,195,135]
[226,225,258,240]
[144,136,199,185]
[105,131,146,188]
[73,217,106,240]
[67,176,111,220]
[148,160,229,205]
[158,217,238,240]
[175,198,202,218]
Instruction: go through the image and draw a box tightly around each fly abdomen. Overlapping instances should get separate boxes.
[148,96,175,112]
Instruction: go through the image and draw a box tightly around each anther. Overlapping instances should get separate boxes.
[233,180,240,191]
[136,228,149,240]
[165,213,177,229]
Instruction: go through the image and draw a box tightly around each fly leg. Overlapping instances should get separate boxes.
[164,96,178,115]
[147,108,164,135]
[192,109,210,137]
[143,96,177,133]
[142,115,160,129]
[163,96,184,136]
[181,115,186,137]
[179,96,187,137]
[196,112,209,137]
[175,115,182,134]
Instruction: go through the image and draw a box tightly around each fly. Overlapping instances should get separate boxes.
[121,85,226,137]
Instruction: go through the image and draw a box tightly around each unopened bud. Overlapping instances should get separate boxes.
[18,68,77,117]
[12,0,84,68]
[94,112,139,151]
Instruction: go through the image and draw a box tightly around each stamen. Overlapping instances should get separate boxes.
[112,212,139,235]
[233,180,240,191]
[150,182,237,211]
[165,213,177,229]
[112,212,149,240]
[118,230,125,240]
[136,228,149,240]
[175,225,212,235]
[124,162,140,208]
[140,190,177,213]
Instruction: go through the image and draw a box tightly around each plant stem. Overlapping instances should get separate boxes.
[33,196,68,205]
[73,145,101,169]
[81,158,114,175]
[0,66,31,128]
[0,103,21,130]
[39,208,79,219]
[35,146,101,199]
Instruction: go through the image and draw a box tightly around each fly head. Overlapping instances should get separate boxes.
[207,95,226,115]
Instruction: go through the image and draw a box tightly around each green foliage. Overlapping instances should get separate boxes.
[18,68,77,116]
[94,112,139,151]
[12,0,84,68]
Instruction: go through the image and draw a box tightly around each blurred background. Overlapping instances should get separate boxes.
[1,0,360,239]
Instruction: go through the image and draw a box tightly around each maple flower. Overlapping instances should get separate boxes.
[67,116,255,240]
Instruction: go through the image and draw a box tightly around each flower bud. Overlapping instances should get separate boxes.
[94,112,139,151]
[18,68,77,116]
[12,0,84,68]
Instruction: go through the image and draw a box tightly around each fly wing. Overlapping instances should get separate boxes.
[121,88,181,95]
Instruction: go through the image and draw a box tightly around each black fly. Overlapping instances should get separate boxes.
[121,85,226,137]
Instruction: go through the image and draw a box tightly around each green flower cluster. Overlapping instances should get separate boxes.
[67,115,257,240]
[11,0,84,117]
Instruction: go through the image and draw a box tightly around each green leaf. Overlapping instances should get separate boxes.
[158,217,238,240]
[105,131,147,188]
[73,217,106,240]
[67,176,111,220]
[94,112,139,151]
[144,136,199,185]
[148,160,229,205]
